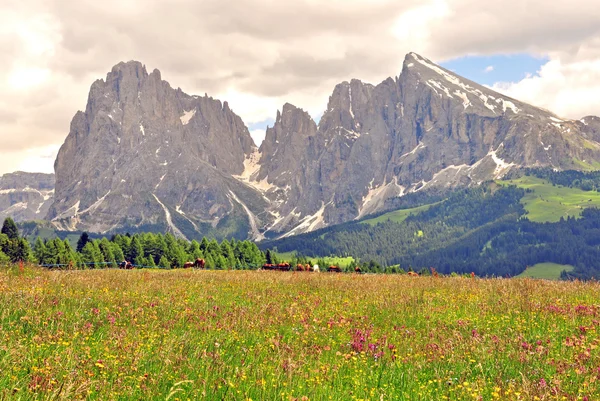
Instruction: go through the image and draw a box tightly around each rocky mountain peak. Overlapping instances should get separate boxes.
[109,60,148,78]
[48,60,263,238]
[256,103,317,190]
[33,53,600,240]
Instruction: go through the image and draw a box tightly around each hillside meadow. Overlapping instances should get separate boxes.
[1,266,600,400]
[497,176,600,222]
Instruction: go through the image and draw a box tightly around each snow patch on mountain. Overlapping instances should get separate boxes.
[281,201,329,238]
[228,190,264,241]
[180,109,196,125]
[152,194,187,240]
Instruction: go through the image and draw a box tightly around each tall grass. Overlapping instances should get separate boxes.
[1,266,599,400]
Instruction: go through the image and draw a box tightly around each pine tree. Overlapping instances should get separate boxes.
[81,242,103,267]
[164,234,186,268]
[214,254,227,270]
[98,238,116,266]
[111,243,125,266]
[134,255,146,267]
[265,249,273,265]
[220,240,236,268]
[76,232,90,253]
[146,255,156,268]
[158,255,171,269]
[33,237,46,264]
[200,237,209,252]
[1,218,19,240]
[127,236,144,262]
[0,249,9,264]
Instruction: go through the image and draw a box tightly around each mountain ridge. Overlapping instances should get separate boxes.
[4,52,600,240]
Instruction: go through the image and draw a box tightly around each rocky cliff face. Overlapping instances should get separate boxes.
[0,172,54,222]
[45,54,600,239]
[48,61,268,239]
[248,53,600,235]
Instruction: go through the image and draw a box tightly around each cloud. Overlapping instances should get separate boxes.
[1,0,600,174]
[249,129,267,147]
[492,57,600,119]
[484,65,494,73]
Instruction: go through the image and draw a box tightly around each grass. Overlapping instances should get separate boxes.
[572,157,600,171]
[2,266,600,400]
[497,176,600,222]
[360,202,439,226]
[516,262,575,280]
[275,252,354,267]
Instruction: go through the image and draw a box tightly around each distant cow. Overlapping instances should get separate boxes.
[194,258,206,269]
[354,266,362,274]
[312,264,320,272]
[328,265,342,273]
[119,261,133,270]
[305,264,312,271]
[277,263,291,271]
[183,261,194,269]
[407,271,419,277]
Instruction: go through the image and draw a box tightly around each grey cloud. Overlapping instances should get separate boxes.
[428,1,600,60]
[3,0,600,175]
[48,0,416,96]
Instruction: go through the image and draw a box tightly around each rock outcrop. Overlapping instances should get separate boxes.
[0,172,54,222]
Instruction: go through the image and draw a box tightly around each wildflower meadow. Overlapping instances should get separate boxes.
[1,266,599,400]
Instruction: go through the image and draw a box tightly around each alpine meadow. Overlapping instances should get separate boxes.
[4,0,600,399]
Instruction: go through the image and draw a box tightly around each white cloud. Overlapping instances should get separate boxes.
[484,65,494,73]
[249,129,266,146]
[492,56,600,119]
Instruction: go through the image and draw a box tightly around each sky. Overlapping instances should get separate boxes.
[2,0,600,175]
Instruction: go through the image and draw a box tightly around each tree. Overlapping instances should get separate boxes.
[265,249,273,265]
[220,240,236,268]
[98,238,116,267]
[76,232,90,253]
[158,255,171,269]
[0,249,9,264]
[33,237,46,263]
[81,242,104,267]
[1,218,19,240]
[126,236,143,262]
[188,240,203,259]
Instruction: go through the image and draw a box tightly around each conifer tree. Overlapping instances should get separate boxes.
[1,218,18,240]
[76,232,90,253]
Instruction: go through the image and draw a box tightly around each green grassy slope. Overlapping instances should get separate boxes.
[517,262,574,280]
[275,252,354,266]
[497,176,600,222]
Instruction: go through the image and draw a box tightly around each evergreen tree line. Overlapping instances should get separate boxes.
[0,218,32,264]
[0,219,266,270]
[263,181,600,279]
[262,185,527,267]
[520,167,600,191]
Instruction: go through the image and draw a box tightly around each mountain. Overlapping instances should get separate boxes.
[251,53,600,234]
[258,175,600,280]
[45,54,600,239]
[0,172,54,222]
[48,61,269,239]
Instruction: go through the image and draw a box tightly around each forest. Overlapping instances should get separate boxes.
[0,217,266,270]
[263,177,600,280]
[5,169,600,279]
